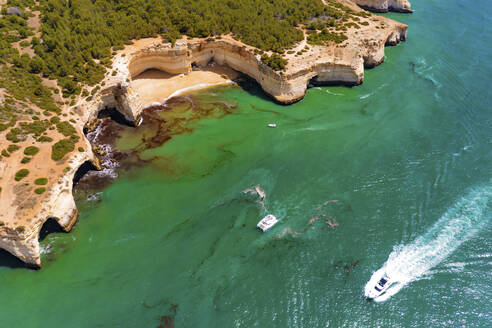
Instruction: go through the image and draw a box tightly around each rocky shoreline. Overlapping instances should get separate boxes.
[0,1,411,267]
[353,0,413,13]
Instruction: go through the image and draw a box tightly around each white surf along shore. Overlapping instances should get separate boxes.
[140,79,236,110]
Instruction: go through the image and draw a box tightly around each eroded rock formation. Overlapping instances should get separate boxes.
[353,0,413,13]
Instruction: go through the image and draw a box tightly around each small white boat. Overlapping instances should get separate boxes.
[365,271,394,299]
[257,214,278,232]
[268,123,277,128]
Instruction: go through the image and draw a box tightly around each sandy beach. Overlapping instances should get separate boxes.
[130,65,240,107]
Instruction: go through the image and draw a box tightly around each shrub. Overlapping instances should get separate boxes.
[6,128,23,143]
[34,187,46,194]
[24,146,39,156]
[50,116,60,124]
[260,53,288,71]
[7,144,20,153]
[37,136,53,142]
[15,169,29,181]
[34,178,48,185]
[51,138,75,161]
[15,226,25,233]
[91,86,101,96]
[78,147,84,152]
[307,29,348,46]
[56,121,77,136]
[2,150,10,157]
[20,157,31,164]
[19,120,50,136]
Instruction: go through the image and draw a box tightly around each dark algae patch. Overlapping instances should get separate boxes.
[156,304,178,328]
[74,92,238,202]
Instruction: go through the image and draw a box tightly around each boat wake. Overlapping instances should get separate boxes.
[366,184,492,302]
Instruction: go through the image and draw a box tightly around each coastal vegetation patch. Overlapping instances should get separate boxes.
[34,187,46,194]
[20,156,31,163]
[14,168,29,181]
[36,136,53,142]
[260,54,288,71]
[23,145,39,155]
[51,138,76,161]
[55,121,76,137]
[7,144,20,153]
[34,178,48,185]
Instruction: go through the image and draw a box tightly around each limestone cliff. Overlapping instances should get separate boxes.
[352,0,412,13]
[118,11,407,108]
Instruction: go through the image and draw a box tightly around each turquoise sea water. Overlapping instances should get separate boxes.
[1,0,491,327]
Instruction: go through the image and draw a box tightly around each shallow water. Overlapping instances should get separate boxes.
[1,0,491,327]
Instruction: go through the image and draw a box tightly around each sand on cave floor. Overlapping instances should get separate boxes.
[130,65,240,107]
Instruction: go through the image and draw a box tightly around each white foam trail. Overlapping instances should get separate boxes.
[325,89,344,96]
[366,185,492,302]
[359,93,372,99]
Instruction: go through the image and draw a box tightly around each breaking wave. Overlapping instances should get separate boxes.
[366,184,492,302]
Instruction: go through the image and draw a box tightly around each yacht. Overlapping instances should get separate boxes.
[365,272,394,299]
[257,214,278,232]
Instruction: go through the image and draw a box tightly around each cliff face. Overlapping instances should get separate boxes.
[120,11,407,108]
[353,0,412,13]
[0,4,409,268]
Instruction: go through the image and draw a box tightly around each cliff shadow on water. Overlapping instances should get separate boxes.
[73,92,239,204]
[0,249,31,269]
[366,183,492,302]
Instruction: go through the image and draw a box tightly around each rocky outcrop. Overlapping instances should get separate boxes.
[0,148,94,267]
[353,0,412,13]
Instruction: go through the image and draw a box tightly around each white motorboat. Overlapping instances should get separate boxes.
[365,271,394,299]
[257,214,278,232]
[268,123,277,128]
